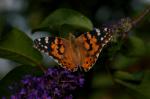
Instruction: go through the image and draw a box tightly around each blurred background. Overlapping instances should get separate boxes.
[0,0,150,99]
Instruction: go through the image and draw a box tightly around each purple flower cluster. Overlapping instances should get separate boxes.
[5,68,84,99]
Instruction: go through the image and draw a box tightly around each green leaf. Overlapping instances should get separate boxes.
[32,8,93,37]
[112,54,138,69]
[126,36,146,57]
[114,71,143,81]
[115,71,150,99]
[0,65,43,97]
[92,74,113,88]
[112,36,146,70]
[0,27,42,66]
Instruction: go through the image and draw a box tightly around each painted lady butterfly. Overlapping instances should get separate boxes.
[34,28,113,72]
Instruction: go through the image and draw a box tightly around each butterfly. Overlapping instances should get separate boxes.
[34,28,113,72]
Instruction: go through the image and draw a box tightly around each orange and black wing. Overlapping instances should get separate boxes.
[76,28,113,71]
[34,36,78,72]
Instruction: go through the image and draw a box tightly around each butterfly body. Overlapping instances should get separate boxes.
[34,28,113,72]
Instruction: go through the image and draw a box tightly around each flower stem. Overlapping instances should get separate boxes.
[37,64,47,73]
[132,6,150,26]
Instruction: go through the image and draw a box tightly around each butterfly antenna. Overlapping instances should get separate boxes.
[131,6,150,27]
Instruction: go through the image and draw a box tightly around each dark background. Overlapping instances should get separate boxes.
[0,0,150,99]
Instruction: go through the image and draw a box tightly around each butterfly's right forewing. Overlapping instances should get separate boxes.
[76,28,113,71]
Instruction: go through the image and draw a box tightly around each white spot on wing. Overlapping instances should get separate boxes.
[96,28,101,36]
[38,38,41,41]
[45,37,49,44]
[105,40,108,43]
[97,32,100,36]
[45,40,48,44]
[45,37,49,41]
[104,28,108,31]
[102,44,105,47]
[96,53,99,57]
[44,46,48,49]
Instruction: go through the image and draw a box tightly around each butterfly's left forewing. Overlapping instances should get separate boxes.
[34,36,78,71]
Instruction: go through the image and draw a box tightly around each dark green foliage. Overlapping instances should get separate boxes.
[32,8,93,38]
[0,28,42,66]
[115,71,150,99]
